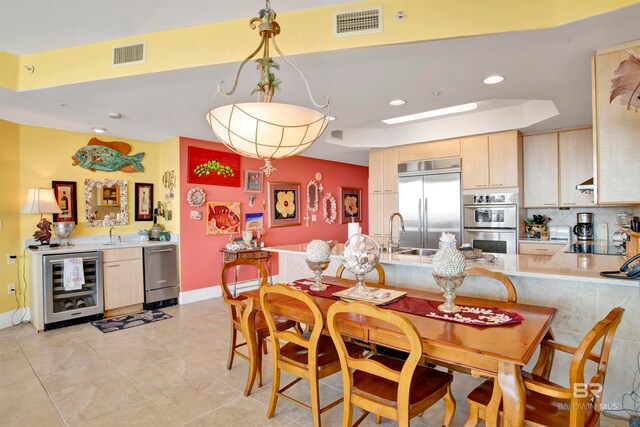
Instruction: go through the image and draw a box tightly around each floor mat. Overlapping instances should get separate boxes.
[91,309,172,333]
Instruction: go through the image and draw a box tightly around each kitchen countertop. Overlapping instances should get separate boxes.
[265,243,634,286]
[519,238,569,245]
[27,240,177,255]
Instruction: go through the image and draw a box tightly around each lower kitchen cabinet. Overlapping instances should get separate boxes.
[519,242,564,256]
[368,192,399,247]
[103,248,144,310]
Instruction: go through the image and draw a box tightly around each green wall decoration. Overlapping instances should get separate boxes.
[71,137,145,172]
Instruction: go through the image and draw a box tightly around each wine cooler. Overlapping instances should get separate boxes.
[43,251,104,326]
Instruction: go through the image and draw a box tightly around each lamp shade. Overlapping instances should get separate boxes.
[207,102,329,160]
[20,188,62,214]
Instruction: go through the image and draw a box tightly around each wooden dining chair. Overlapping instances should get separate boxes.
[464,267,517,303]
[327,301,456,427]
[220,259,296,393]
[336,263,386,285]
[465,307,625,427]
[260,284,364,427]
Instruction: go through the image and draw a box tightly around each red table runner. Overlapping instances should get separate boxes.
[289,279,524,327]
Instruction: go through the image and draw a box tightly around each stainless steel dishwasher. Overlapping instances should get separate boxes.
[143,245,179,308]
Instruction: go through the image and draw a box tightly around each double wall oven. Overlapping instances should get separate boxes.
[463,193,518,254]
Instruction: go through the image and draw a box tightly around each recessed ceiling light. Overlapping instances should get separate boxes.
[328,116,337,121]
[382,102,478,125]
[108,113,122,119]
[92,127,107,134]
[388,99,406,106]
[483,75,504,85]
[57,103,67,108]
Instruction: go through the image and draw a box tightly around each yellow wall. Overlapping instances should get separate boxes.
[17,125,162,239]
[0,120,22,314]
[157,137,181,230]
[1,0,636,91]
[0,121,177,319]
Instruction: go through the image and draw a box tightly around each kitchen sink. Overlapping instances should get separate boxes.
[396,248,438,256]
[102,242,130,246]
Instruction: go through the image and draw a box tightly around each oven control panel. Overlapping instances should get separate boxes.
[463,193,517,205]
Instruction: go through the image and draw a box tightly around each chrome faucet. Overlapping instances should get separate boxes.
[387,212,406,253]
[109,226,115,243]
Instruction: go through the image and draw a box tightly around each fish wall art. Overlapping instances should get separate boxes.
[206,201,241,235]
[72,138,145,172]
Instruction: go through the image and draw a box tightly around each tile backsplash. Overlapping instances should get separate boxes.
[525,206,640,241]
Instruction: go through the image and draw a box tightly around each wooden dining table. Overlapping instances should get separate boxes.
[240,276,557,427]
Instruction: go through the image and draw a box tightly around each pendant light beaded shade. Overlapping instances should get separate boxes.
[206,1,329,176]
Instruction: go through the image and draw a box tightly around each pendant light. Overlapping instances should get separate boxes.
[206,1,330,176]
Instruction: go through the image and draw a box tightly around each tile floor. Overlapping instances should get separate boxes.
[0,298,631,426]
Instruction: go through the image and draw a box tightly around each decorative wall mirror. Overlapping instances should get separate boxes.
[85,179,128,226]
[322,192,337,224]
[307,180,319,213]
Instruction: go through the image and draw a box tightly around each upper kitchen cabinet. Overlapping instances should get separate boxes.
[523,133,559,207]
[461,131,521,190]
[369,148,398,194]
[593,40,640,204]
[461,135,489,189]
[559,128,595,207]
[397,139,461,163]
[523,128,596,208]
[488,132,520,188]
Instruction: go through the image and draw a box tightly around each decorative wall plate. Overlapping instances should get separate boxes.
[186,187,206,208]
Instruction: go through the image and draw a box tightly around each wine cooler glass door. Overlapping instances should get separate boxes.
[43,252,104,325]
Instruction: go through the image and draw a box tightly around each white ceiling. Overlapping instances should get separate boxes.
[0,2,639,166]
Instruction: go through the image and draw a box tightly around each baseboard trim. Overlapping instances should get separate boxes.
[178,275,279,305]
[0,307,31,330]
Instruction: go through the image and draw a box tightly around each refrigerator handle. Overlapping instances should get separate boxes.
[418,198,423,248]
[424,197,428,244]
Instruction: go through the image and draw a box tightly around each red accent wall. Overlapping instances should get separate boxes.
[179,137,369,292]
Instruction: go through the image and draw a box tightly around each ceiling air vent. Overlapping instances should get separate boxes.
[333,6,383,38]
[112,42,146,67]
[331,130,343,140]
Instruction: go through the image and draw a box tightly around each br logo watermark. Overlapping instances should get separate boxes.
[558,383,619,411]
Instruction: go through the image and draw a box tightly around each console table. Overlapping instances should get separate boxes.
[221,249,272,295]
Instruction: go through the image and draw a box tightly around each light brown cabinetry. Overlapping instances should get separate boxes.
[369,148,398,193]
[559,129,595,207]
[461,131,521,190]
[489,132,519,188]
[461,136,489,189]
[523,133,559,207]
[397,139,461,163]
[519,242,563,256]
[103,248,144,310]
[368,193,398,246]
[523,128,595,208]
[593,40,640,204]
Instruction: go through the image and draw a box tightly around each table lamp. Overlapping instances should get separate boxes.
[20,188,62,246]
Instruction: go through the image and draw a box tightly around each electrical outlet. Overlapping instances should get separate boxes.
[7,283,16,295]
[7,254,16,265]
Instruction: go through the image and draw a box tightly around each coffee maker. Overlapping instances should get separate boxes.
[573,212,594,241]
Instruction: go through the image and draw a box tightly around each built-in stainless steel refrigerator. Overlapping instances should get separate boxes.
[398,158,462,250]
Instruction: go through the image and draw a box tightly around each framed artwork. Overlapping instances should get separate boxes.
[244,170,264,193]
[268,182,301,228]
[52,181,77,224]
[206,201,241,235]
[134,183,154,221]
[340,187,362,223]
[187,146,241,187]
[245,212,264,230]
[96,185,120,207]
